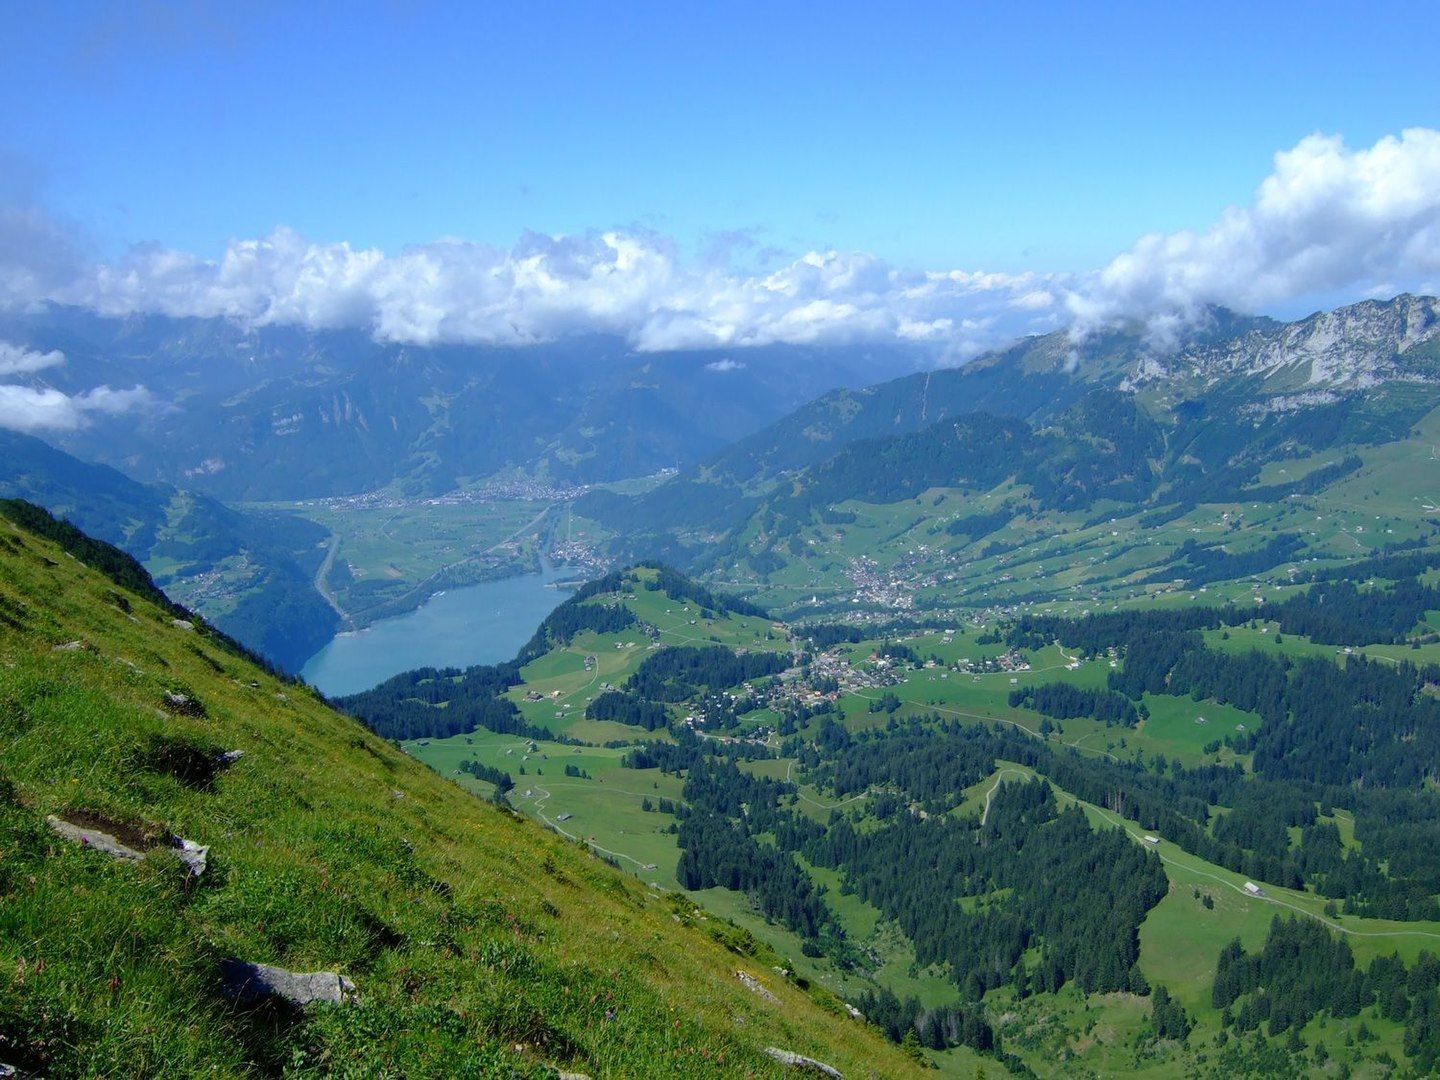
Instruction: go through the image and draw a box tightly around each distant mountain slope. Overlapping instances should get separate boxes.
[0,306,926,499]
[0,429,336,671]
[697,338,1098,487]
[776,391,1165,516]
[0,504,919,1077]
[681,296,1440,489]
[579,295,1440,576]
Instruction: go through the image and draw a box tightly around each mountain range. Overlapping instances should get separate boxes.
[0,428,337,671]
[579,294,1440,591]
[0,306,926,499]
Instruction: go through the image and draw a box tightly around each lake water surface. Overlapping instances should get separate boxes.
[301,565,571,697]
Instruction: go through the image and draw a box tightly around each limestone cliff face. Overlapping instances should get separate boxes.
[1127,295,1440,391]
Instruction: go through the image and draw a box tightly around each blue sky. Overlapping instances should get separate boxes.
[0,0,1438,378]
[5,0,1437,270]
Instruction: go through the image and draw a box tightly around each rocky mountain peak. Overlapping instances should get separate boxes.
[1126,294,1440,390]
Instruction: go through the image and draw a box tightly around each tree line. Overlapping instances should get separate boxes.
[1009,682,1140,727]
[1213,916,1440,1070]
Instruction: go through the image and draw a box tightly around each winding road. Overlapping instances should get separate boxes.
[979,767,1028,826]
[784,759,873,810]
[314,533,351,627]
[522,781,657,871]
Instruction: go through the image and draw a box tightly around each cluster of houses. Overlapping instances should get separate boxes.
[954,650,1032,676]
[844,556,918,610]
[548,536,608,579]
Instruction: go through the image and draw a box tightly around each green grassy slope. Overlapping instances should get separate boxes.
[0,510,919,1077]
[0,430,337,672]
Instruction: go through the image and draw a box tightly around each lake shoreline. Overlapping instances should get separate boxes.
[300,562,573,697]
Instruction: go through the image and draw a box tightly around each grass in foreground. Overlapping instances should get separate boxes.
[0,512,920,1078]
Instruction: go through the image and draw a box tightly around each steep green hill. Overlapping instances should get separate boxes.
[0,505,919,1077]
[0,429,336,671]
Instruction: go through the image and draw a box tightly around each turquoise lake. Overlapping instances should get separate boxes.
[300,566,571,697]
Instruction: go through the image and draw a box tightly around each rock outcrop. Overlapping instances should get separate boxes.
[47,814,208,877]
[46,815,146,862]
[174,837,209,877]
[219,959,357,1007]
[764,1047,843,1077]
[736,970,778,1003]
[1129,294,1440,391]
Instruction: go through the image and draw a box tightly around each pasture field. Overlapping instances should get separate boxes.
[810,644,1257,769]
[1134,693,1255,763]
[258,494,555,623]
[405,730,686,888]
[1206,619,1440,667]
[507,630,662,736]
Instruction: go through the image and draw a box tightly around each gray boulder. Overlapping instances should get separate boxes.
[763,1047,843,1077]
[173,837,209,877]
[46,815,146,862]
[736,970,778,1003]
[220,959,358,1007]
[47,815,209,877]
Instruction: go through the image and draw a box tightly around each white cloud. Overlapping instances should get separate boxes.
[2,128,1438,358]
[705,357,745,373]
[75,384,152,415]
[19,225,1067,356]
[0,383,149,433]
[0,202,89,309]
[0,339,149,433]
[0,386,81,431]
[0,341,64,376]
[1068,128,1440,339]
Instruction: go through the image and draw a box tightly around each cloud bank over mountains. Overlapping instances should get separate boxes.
[0,340,149,433]
[0,342,65,377]
[0,128,1438,433]
[23,227,1062,359]
[1071,128,1440,338]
